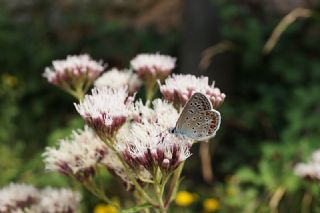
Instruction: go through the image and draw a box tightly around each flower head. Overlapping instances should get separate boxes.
[101,143,144,189]
[75,87,133,139]
[42,126,109,181]
[294,149,320,181]
[130,53,176,81]
[94,68,141,95]
[34,187,81,213]
[117,121,192,174]
[0,183,39,212]
[43,126,143,188]
[118,99,190,173]
[43,54,105,97]
[131,99,179,130]
[159,74,226,109]
[106,124,153,189]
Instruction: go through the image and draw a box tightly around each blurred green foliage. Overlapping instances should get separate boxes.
[1,0,320,212]
[210,0,320,212]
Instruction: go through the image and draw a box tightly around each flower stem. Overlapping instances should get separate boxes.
[164,162,185,208]
[145,80,157,102]
[269,186,286,213]
[82,178,115,206]
[153,168,166,213]
[65,86,85,101]
[74,84,85,101]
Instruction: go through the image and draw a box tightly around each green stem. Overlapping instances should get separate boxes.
[145,79,157,103]
[155,185,165,212]
[74,84,85,101]
[64,86,85,101]
[146,87,155,102]
[269,186,286,213]
[83,178,114,206]
[133,191,150,213]
[164,162,185,208]
[302,184,312,213]
[153,168,166,213]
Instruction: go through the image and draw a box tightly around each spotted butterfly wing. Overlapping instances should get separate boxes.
[175,93,212,127]
[174,92,221,141]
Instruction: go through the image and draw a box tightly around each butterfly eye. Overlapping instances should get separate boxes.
[168,127,176,133]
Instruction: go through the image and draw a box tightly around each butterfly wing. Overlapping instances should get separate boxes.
[175,93,221,141]
[194,110,221,140]
[175,92,212,130]
[176,109,221,141]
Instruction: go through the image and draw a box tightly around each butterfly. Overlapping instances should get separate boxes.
[170,92,221,141]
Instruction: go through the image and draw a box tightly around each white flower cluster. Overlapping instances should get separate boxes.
[43,126,138,187]
[130,53,176,80]
[159,74,226,108]
[94,68,141,94]
[117,122,192,173]
[32,187,81,213]
[102,143,152,189]
[132,99,179,131]
[0,183,81,213]
[294,149,320,181]
[43,126,108,180]
[117,99,192,173]
[42,52,226,206]
[43,54,104,88]
[75,87,133,139]
[0,183,39,213]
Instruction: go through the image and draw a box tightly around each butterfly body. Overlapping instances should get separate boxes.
[173,93,221,141]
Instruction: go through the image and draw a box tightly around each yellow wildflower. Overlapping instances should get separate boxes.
[175,191,197,207]
[94,204,118,213]
[203,198,220,212]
